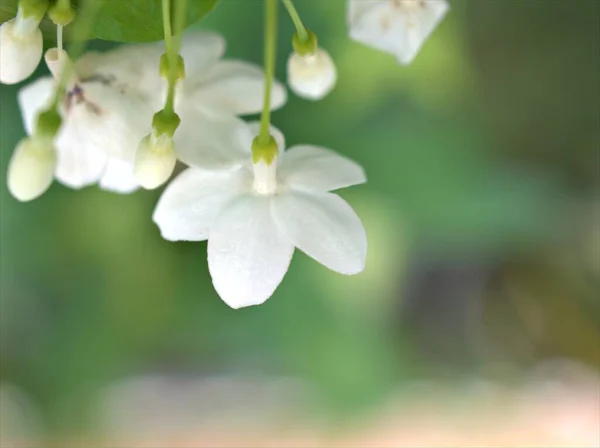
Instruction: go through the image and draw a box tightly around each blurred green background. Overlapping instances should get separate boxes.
[1,0,599,443]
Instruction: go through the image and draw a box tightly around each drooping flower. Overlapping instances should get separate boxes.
[347,0,450,65]
[287,48,337,100]
[153,120,367,308]
[0,0,47,84]
[134,131,177,190]
[18,48,155,194]
[286,30,337,101]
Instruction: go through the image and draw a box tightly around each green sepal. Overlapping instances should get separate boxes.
[48,0,76,26]
[18,0,48,21]
[252,135,279,165]
[292,29,318,56]
[152,109,181,138]
[35,108,62,138]
[159,53,186,81]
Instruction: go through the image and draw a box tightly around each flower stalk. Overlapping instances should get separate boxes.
[257,0,278,148]
[282,0,307,43]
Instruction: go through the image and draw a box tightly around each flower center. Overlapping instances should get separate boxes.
[252,158,278,195]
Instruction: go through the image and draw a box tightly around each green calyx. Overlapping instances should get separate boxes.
[159,53,186,80]
[251,135,279,165]
[48,0,76,26]
[35,108,62,138]
[152,109,180,137]
[292,29,318,56]
[18,0,49,21]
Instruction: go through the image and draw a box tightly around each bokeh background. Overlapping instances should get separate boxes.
[1,0,599,446]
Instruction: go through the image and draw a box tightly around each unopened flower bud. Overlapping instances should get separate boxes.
[134,132,177,189]
[287,48,337,100]
[0,3,46,84]
[7,136,57,201]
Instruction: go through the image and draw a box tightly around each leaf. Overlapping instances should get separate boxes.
[0,0,220,43]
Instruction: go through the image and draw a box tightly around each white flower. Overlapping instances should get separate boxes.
[134,132,177,189]
[0,14,43,84]
[17,32,287,195]
[348,0,450,65]
[7,136,57,202]
[287,48,337,100]
[77,31,288,116]
[153,121,367,309]
[18,49,157,193]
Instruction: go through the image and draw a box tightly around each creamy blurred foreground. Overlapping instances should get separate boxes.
[1,361,598,447]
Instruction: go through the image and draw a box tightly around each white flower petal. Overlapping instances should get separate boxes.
[77,32,225,100]
[17,76,54,135]
[348,0,449,65]
[191,60,287,116]
[98,157,140,194]
[272,191,367,275]
[0,19,42,84]
[175,109,253,170]
[208,195,294,308]
[70,82,153,161]
[245,121,286,152]
[178,31,226,78]
[54,128,109,189]
[287,49,337,100]
[280,145,366,192]
[153,167,248,242]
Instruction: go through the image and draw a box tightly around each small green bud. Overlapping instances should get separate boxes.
[18,0,49,22]
[48,1,76,26]
[159,53,186,80]
[292,29,318,56]
[251,135,279,165]
[152,109,180,137]
[35,108,62,138]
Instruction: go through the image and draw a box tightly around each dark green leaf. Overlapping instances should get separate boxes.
[0,0,220,43]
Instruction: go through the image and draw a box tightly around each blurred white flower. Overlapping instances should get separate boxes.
[287,48,337,100]
[153,121,367,309]
[77,31,287,116]
[347,0,450,65]
[0,383,44,447]
[17,32,287,196]
[0,11,43,84]
[7,136,56,202]
[18,49,154,193]
[134,132,177,189]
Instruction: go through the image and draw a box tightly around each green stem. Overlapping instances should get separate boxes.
[258,0,278,145]
[282,0,307,42]
[162,0,176,114]
[173,0,188,54]
[48,0,100,110]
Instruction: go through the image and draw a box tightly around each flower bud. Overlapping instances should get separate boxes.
[134,133,177,189]
[7,136,57,202]
[0,18,43,84]
[287,48,337,100]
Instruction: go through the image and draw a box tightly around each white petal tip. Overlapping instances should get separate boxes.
[0,20,43,84]
[287,48,337,100]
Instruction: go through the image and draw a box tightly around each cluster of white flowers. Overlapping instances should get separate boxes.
[1,0,449,308]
